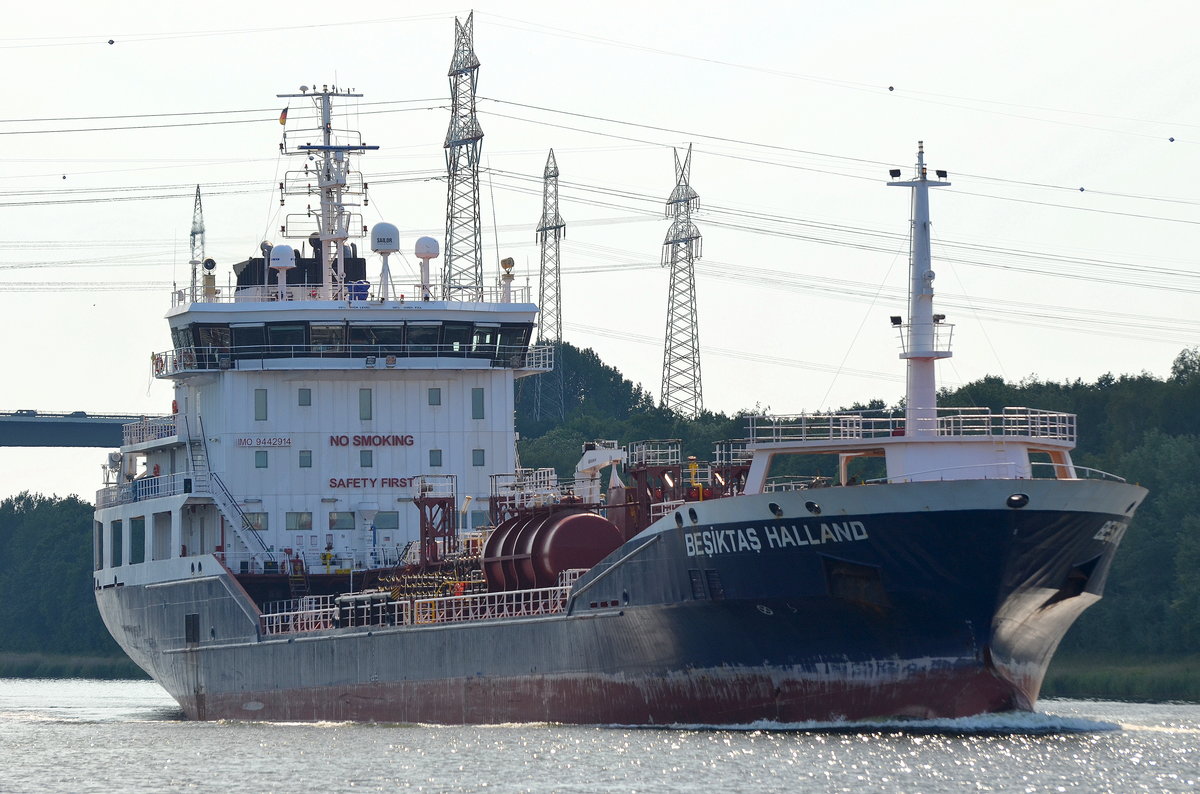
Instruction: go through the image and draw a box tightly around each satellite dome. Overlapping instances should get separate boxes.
[269,244,297,270]
[415,236,440,260]
[371,222,400,254]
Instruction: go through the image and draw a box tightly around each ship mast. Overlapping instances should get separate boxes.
[888,142,952,437]
[277,86,378,298]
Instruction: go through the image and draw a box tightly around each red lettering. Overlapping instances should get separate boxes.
[330,435,349,447]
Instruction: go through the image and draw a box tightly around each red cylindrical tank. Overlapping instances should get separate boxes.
[483,510,622,592]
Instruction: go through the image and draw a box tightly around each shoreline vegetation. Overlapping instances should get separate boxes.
[2,651,1198,705]
[1042,654,1200,704]
[0,652,146,681]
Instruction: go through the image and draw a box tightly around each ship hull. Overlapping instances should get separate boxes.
[95,478,1142,724]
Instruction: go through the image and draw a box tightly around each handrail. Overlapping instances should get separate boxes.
[748,406,1076,444]
[569,534,661,609]
[152,343,553,376]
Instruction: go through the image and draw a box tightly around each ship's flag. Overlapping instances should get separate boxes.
[279,106,289,126]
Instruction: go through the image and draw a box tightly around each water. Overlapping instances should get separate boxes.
[1,679,1197,793]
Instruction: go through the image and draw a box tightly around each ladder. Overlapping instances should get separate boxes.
[184,417,273,562]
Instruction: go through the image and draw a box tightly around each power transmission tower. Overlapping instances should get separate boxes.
[188,185,205,297]
[660,144,704,418]
[442,11,484,301]
[535,149,566,420]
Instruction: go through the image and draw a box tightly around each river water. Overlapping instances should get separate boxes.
[1,679,1196,793]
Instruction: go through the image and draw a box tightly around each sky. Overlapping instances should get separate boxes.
[1,0,1198,501]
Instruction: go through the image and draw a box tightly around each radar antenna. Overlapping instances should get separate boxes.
[660,144,704,418]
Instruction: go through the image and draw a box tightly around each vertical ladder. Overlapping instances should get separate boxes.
[184,417,273,561]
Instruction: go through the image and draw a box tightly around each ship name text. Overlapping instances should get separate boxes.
[684,521,868,557]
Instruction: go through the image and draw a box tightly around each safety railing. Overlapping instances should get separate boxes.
[748,407,1076,444]
[152,344,553,376]
[1029,462,1127,482]
[259,594,411,636]
[627,439,682,467]
[173,282,533,307]
[412,585,571,625]
[122,416,178,445]
[96,472,203,509]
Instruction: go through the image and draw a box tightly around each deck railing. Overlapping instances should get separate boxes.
[412,585,571,625]
[122,416,178,445]
[748,407,1076,444]
[152,343,553,376]
[173,282,532,307]
[96,472,203,509]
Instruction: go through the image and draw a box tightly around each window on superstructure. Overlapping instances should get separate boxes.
[197,325,232,351]
[349,323,405,355]
[129,517,146,565]
[298,388,312,407]
[254,389,268,421]
[286,512,313,532]
[360,450,373,468]
[329,512,355,531]
[374,511,399,530]
[359,389,373,420]
[471,324,499,358]
[472,448,485,467]
[443,322,473,353]
[429,449,443,468]
[311,324,346,356]
[267,323,306,353]
[428,387,441,406]
[471,388,485,420]
[110,520,123,568]
[299,450,312,468]
[244,513,268,532]
[231,324,266,358]
[255,450,268,468]
[94,522,103,571]
[407,323,441,354]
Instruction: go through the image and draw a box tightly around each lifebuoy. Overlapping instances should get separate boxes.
[153,355,165,376]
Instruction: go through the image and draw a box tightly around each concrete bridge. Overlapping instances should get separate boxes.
[0,410,149,448]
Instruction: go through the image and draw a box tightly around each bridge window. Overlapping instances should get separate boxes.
[266,323,306,356]
[498,323,532,350]
[349,323,405,354]
[286,512,312,531]
[110,520,123,568]
[310,324,346,355]
[196,325,231,351]
[471,323,499,358]
[298,449,312,468]
[471,388,485,419]
[254,389,268,421]
[129,517,146,565]
[407,322,440,354]
[443,322,472,352]
[231,324,266,357]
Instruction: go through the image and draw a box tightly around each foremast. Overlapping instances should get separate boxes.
[888,142,952,438]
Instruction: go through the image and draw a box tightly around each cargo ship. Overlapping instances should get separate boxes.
[92,80,1145,724]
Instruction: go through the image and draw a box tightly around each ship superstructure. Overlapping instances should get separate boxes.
[93,81,1145,725]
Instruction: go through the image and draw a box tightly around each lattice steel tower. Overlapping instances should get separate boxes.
[660,145,703,417]
[442,11,485,301]
[535,149,566,420]
[188,185,205,296]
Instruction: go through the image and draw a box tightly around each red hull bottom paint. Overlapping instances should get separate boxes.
[180,666,1032,725]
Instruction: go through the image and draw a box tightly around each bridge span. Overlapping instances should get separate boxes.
[0,410,151,448]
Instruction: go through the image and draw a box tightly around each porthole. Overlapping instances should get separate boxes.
[768,502,784,518]
[674,512,684,528]
[687,507,699,525]
[804,501,821,515]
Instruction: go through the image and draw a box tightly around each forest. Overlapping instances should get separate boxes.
[1,342,1198,691]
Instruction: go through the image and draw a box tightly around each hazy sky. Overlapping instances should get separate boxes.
[2,0,1197,501]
